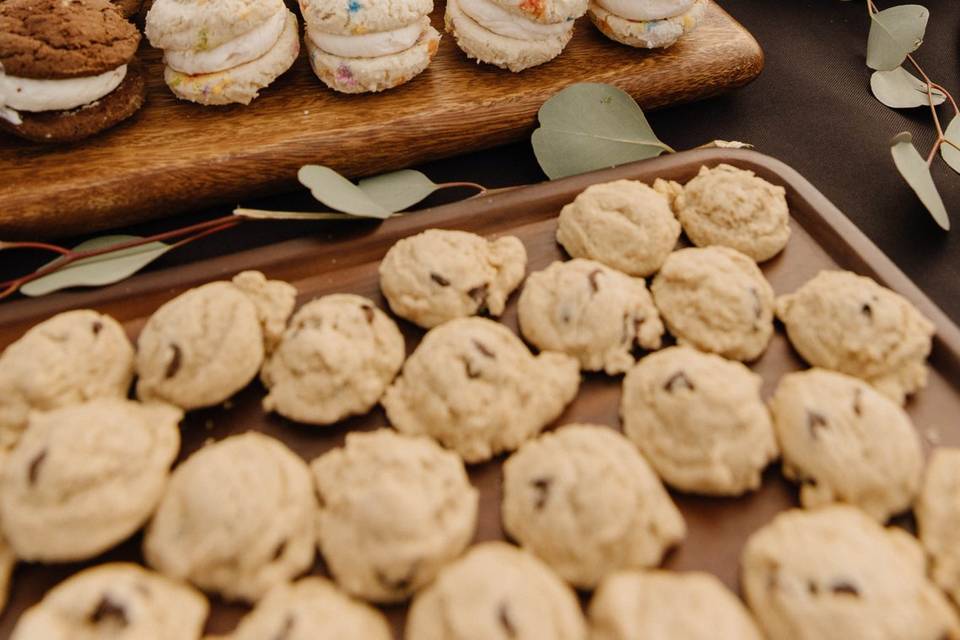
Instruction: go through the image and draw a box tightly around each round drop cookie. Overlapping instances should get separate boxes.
[589,570,763,640]
[0,399,181,562]
[144,432,316,603]
[0,0,145,143]
[741,505,960,640]
[301,0,440,93]
[261,295,405,426]
[212,577,391,640]
[10,563,209,640]
[673,164,791,261]
[406,541,587,640]
[0,309,134,449]
[769,369,923,521]
[621,346,777,495]
[517,259,665,374]
[311,429,478,602]
[382,317,580,463]
[502,425,685,589]
[917,448,960,606]
[651,246,775,361]
[379,229,527,329]
[145,0,299,105]
[556,180,680,277]
[588,0,705,49]
[445,0,585,72]
[776,270,934,404]
[136,280,264,410]
[230,270,297,353]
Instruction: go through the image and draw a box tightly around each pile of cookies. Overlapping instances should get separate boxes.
[0,0,705,142]
[0,162,956,640]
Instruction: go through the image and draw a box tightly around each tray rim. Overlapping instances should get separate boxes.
[2,148,958,380]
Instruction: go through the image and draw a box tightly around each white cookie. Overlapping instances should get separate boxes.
[518,259,664,374]
[382,317,580,463]
[144,432,316,603]
[916,447,960,606]
[588,0,705,49]
[0,399,181,562]
[261,295,405,426]
[621,346,777,496]
[230,270,297,353]
[379,229,527,329]
[501,425,685,589]
[311,429,478,602]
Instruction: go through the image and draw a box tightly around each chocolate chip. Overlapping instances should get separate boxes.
[531,477,552,509]
[165,344,182,379]
[852,388,863,417]
[358,305,374,324]
[468,284,489,314]
[28,449,46,485]
[664,371,695,392]
[271,539,286,561]
[272,614,295,640]
[91,321,103,335]
[807,410,828,438]
[430,272,450,287]
[473,339,495,359]
[861,303,873,319]
[89,596,128,626]
[588,269,602,293]
[498,602,517,638]
[462,357,481,379]
[807,581,820,595]
[749,287,763,319]
[831,580,860,597]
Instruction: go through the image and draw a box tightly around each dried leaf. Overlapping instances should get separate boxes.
[870,67,945,108]
[297,165,392,219]
[358,170,440,211]
[20,236,171,297]
[941,115,960,175]
[531,83,673,180]
[867,4,929,71]
[890,132,950,230]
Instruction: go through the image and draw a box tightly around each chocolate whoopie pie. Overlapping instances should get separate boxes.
[0,0,145,143]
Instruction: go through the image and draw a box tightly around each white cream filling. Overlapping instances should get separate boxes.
[164,8,286,75]
[307,21,423,58]
[595,0,694,22]
[459,0,572,40]
[0,65,127,125]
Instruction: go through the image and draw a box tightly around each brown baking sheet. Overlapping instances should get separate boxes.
[0,148,957,637]
[0,0,762,239]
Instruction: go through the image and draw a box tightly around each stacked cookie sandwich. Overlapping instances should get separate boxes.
[301,0,441,93]
[0,0,145,143]
[145,0,300,105]
[588,0,705,49]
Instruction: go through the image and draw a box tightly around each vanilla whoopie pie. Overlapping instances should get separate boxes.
[589,0,705,49]
[0,0,145,143]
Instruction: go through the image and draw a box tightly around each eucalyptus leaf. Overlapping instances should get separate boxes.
[20,236,171,297]
[297,165,392,219]
[870,67,945,108]
[531,83,673,180]
[358,170,441,211]
[867,4,929,71]
[941,115,960,175]
[890,132,950,230]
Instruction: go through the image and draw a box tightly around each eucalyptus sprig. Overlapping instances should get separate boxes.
[0,169,486,300]
[860,0,958,229]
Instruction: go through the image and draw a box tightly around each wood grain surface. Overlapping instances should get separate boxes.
[0,1,762,239]
[0,149,956,638]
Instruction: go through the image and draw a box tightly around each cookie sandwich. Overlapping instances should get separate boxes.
[301,0,441,93]
[445,0,587,71]
[145,0,299,105]
[588,0,705,49]
[0,0,145,143]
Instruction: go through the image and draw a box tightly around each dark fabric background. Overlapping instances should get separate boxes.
[11,1,960,319]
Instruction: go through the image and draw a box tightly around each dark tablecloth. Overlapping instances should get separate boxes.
[15,0,960,321]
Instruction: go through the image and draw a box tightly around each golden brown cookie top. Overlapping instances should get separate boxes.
[0,0,140,79]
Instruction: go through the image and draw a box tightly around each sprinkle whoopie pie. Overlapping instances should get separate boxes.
[0,0,145,143]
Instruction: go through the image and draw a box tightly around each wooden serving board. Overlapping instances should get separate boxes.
[0,1,762,239]
[2,148,957,638]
